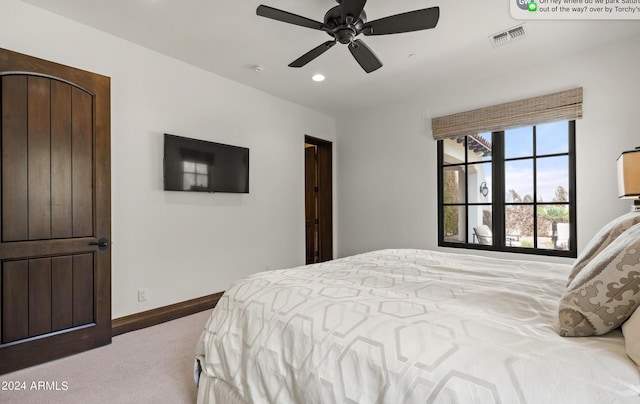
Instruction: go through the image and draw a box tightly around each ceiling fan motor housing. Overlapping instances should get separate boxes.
[324,5,366,44]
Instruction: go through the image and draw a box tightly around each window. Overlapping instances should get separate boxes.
[438,121,576,257]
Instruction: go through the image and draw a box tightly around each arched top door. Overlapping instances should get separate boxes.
[0,48,111,374]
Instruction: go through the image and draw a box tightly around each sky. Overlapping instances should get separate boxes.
[477,121,569,203]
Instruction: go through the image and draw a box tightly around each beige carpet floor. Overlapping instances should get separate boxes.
[0,309,212,404]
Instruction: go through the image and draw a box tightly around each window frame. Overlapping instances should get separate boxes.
[437,121,577,258]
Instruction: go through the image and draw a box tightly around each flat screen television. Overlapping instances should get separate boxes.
[163,133,249,193]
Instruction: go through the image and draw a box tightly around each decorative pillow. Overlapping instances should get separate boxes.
[566,211,640,285]
[622,307,640,367]
[558,222,640,337]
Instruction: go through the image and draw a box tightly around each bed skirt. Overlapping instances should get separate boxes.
[196,364,247,404]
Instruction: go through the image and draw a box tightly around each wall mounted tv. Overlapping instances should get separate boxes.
[163,134,249,193]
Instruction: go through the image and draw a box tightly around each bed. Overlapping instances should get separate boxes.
[195,221,640,403]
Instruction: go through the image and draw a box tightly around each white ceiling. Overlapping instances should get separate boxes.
[23,0,640,117]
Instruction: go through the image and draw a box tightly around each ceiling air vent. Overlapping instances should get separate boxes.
[490,24,527,48]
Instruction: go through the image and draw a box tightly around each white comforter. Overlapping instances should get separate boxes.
[196,249,640,403]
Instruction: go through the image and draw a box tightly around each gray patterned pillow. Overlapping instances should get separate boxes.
[622,307,640,367]
[566,211,640,286]
[559,222,640,337]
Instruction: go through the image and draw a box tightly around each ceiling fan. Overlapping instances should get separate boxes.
[256,0,440,73]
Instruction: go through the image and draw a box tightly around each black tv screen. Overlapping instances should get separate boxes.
[163,134,249,193]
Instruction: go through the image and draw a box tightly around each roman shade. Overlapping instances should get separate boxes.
[431,87,583,140]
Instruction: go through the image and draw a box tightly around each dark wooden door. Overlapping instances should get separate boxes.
[304,136,332,263]
[305,145,318,264]
[0,48,111,374]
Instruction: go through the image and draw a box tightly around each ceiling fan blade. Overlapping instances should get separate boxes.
[341,0,367,22]
[363,6,440,36]
[257,5,326,31]
[289,41,337,68]
[348,39,382,73]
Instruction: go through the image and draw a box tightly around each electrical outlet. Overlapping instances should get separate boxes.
[138,288,148,302]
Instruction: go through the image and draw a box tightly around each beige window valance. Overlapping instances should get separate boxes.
[431,87,582,140]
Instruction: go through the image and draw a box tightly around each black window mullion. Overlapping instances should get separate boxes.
[464,138,469,244]
[493,131,505,248]
[568,120,577,252]
[437,140,445,246]
[532,125,538,249]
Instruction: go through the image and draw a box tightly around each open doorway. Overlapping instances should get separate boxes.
[304,135,333,264]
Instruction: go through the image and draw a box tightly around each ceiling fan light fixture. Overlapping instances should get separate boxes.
[312,74,326,82]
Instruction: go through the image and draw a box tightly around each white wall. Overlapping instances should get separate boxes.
[336,33,640,263]
[0,0,336,318]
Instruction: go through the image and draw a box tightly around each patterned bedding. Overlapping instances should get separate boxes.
[195,249,640,403]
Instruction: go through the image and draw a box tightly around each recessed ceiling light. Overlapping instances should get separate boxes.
[312,74,325,82]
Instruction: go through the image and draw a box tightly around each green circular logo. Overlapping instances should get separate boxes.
[528,2,538,11]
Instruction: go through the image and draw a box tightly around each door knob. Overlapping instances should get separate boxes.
[89,237,109,250]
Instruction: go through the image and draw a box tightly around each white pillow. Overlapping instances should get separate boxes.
[566,211,640,285]
[622,307,640,368]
